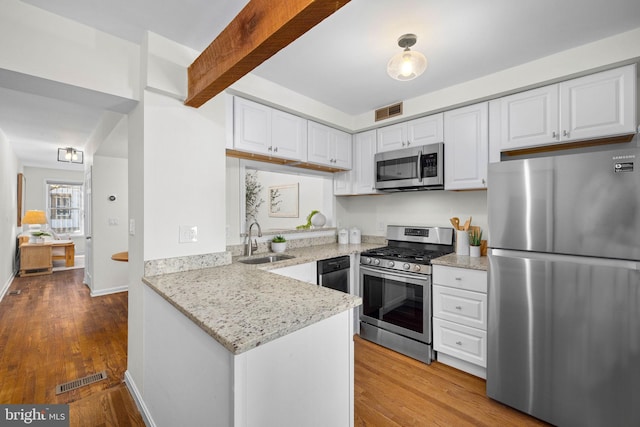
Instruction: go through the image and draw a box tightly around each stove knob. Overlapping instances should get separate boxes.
[373,259,381,266]
[363,257,371,264]
[403,263,411,270]
[388,261,395,268]
[414,265,422,272]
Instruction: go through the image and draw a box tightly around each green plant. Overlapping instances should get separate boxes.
[30,231,51,237]
[469,228,482,246]
[272,235,286,243]
[296,210,319,230]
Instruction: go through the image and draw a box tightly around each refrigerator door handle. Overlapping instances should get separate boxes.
[491,249,640,271]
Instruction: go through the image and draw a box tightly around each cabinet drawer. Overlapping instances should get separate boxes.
[432,265,487,292]
[433,285,487,330]
[433,318,486,367]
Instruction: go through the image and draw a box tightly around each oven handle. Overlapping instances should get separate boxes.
[417,150,423,183]
[360,265,430,285]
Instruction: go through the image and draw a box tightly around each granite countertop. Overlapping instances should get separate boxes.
[431,253,489,271]
[142,243,383,355]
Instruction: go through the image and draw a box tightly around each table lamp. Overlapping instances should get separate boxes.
[22,210,48,242]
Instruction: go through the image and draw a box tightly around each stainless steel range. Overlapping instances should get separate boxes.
[359,225,455,363]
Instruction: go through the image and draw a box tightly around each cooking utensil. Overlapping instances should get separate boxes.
[462,216,472,231]
[450,217,460,230]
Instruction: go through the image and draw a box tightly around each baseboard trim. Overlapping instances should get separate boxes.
[0,272,16,302]
[124,370,156,427]
[90,285,128,297]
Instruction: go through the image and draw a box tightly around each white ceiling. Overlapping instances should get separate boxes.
[4,0,640,170]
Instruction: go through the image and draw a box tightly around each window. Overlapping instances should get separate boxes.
[46,181,83,235]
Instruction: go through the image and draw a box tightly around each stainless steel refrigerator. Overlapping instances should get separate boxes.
[487,147,640,427]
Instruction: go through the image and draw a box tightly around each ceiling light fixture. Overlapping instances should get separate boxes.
[387,34,427,81]
[57,147,84,164]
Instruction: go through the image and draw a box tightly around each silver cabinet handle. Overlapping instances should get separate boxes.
[455,305,462,310]
[268,146,273,151]
[563,130,569,137]
[401,142,406,147]
[273,147,278,152]
[455,277,462,281]
[552,131,557,139]
[407,141,411,146]
[456,341,463,346]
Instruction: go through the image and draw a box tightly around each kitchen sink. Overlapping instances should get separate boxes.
[239,254,295,264]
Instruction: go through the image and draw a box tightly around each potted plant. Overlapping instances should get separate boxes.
[271,235,287,253]
[469,228,482,257]
[30,230,51,244]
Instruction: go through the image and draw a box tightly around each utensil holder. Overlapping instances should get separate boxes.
[456,230,469,256]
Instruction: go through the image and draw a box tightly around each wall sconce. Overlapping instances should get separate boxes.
[387,34,428,81]
[58,147,84,164]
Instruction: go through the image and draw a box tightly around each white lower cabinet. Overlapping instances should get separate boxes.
[432,265,487,378]
[271,261,317,285]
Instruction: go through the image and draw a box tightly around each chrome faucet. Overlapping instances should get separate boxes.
[246,221,262,256]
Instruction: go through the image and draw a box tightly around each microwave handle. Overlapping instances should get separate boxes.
[417,151,423,182]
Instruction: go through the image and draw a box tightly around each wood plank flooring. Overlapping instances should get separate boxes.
[2,268,549,426]
[354,335,550,426]
[0,269,144,426]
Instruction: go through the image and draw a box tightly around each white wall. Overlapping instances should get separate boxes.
[0,0,139,104]
[91,155,128,295]
[0,130,19,296]
[336,191,488,240]
[22,166,86,253]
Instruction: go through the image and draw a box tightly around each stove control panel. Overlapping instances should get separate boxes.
[360,257,432,275]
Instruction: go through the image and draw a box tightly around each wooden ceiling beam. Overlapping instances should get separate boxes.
[185,0,351,108]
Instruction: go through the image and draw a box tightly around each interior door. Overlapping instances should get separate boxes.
[83,166,93,288]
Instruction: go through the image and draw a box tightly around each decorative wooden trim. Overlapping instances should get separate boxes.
[502,134,635,157]
[185,0,351,108]
[226,149,347,173]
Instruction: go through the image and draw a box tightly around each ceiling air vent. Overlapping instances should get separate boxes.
[375,102,403,122]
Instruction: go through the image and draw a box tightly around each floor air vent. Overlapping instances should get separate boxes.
[8,290,21,295]
[375,102,403,122]
[56,371,107,395]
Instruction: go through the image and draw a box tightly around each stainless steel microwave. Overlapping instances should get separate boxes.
[374,143,444,191]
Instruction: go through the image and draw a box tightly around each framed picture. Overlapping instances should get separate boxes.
[17,173,26,226]
[268,184,299,218]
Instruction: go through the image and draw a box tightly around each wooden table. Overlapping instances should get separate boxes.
[19,244,52,277]
[51,240,75,267]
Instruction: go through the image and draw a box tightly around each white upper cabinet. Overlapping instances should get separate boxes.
[377,113,444,153]
[334,130,378,195]
[500,85,559,151]
[560,65,636,142]
[308,121,352,170]
[233,97,307,162]
[444,103,488,190]
[499,64,636,152]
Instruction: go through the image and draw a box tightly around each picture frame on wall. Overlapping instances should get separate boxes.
[268,184,299,218]
[17,173,26,226]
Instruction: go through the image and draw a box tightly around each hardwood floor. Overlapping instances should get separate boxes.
[2,269,548,426]
[0,269,144,426]
[354,335,550,426]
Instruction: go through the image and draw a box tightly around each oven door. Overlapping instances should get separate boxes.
[359,265,431,343]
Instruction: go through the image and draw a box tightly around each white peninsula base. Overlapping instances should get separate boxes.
[129,286,355,427]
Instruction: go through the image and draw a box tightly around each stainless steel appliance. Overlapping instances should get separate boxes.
[359,225,455,363]
[317,256,350,293]
[374,143,444,191]
[487,147,640,427]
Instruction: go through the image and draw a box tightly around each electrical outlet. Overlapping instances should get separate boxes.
[179,225,198,243]
[108,218,119,226]
[129,219,135,236]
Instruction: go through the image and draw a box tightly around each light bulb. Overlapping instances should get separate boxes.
[400,53,414,77]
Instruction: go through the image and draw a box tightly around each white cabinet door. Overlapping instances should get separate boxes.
[376,122,406,152]
[234,97,271,155]
[271,261,317,285]
[433,285,487,330]
[333,170,351,195]
[444,102,488,190]
[333,129,352,169]
[560,64,636,142]
[308,121,352,169]
[408,113,444,146]
[433,318,487,368]
[500,85,559,151]
[353,130,378,194]
[271,109,307,161]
